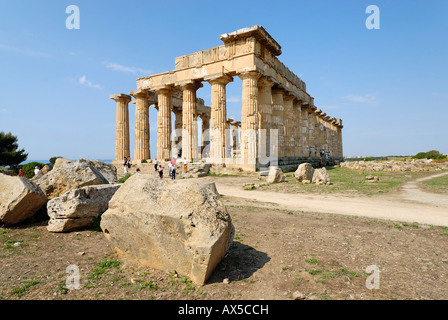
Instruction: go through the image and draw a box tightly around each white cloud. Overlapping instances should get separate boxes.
[342,93,378,105]
[0,43,51,58]
[79,75,103,89]
[102,61,152,75]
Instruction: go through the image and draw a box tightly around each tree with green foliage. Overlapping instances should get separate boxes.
[413,150,446,160]
[0,131,28,167]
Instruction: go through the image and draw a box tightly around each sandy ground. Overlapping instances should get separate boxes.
[205,172,448,227]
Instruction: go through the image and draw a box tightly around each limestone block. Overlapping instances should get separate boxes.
[0,174,48,226]
[312,167,330,185]
[100,174,234,285]
[266,166,286,183]
[53,157,73,169]
[295,163,315,182]
[34,159,109,199]
[47,184,120,233]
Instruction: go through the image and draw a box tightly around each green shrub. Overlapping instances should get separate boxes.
[21,162,45,178]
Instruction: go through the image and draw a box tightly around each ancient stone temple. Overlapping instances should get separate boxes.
[111,26,343,171]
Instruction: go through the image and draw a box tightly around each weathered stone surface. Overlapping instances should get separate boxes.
[89,159,118,183]
[34,159,109,199]
[40,165,51,174]
[340,159,448,172]
[100,174,234,285]
[312,167,330,185]
[295,163,315,182]
[53,158,73,169]
[202,182,219,195]
[266,166,286,183]
[0,174,48,226]
[47,184,120,233]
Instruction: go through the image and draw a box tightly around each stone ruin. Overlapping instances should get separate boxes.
[110,25,343,172]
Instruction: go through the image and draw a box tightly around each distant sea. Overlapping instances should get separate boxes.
[21,159,113,165]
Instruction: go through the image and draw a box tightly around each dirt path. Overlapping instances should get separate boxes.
[400,171,448,207]
[212,173,448,227]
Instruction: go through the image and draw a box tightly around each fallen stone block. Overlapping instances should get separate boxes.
[0,174,48,226]
[47,184,120,233]
[312,167,330,185]
[34,159,109,199]
[266,166,286,183]
[100,174,234,285]
[295,163,314,182]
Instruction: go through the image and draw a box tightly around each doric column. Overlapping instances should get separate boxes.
[257,76,275,158]
[271,88,285,159]
[307,106,316,156]
[199,114,210,158]
[154,86,174,161]
[293,99,302,158]
[329,118,337,158]
[172,107,182,158]
[323,116,331,154]
[130,89,153,161]
[300,103,310,157]
[283,94,295,158]
[239,71,261,170]
[230,121,240,158]
[205,73,233,163]
[180,81,202,162]
[336,119,343,158]
[110,93,131,162]
[226,119,233,159]
[314,109,324,155]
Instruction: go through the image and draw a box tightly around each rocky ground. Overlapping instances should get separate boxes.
[1,168,447,301]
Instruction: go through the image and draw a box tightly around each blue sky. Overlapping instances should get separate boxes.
[0,0,447,161]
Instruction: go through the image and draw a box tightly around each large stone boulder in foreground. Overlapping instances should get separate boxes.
[34,159,109,199]
[295,163,315,183]
[0,174,48,226]
[47,184,120,233]
[266,166,286,183]
[100,174,234,285]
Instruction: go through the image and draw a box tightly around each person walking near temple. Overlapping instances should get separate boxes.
[154,158,159,172]
[168,161,173,177]
[183,157,188,174]
[171,164,176,180]
[158,164,164,179]
[123,157,128,175]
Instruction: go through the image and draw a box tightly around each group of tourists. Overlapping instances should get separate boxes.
[123,156,190,181]
[154,158,178,180]
[307,148,331,159]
